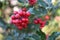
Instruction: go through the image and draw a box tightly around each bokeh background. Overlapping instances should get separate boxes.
[0,0,60,40]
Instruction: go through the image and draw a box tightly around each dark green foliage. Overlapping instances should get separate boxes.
[48,32,60,40]
[1,0,60,40]
[36,30,46,40]
[0,17,7,28]
[0,2,3,8]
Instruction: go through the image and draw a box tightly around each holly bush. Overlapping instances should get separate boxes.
[0,0,60,40]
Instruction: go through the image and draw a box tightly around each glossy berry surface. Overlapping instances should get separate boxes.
[13,11,18,15]
[34,18,46,29]
[22,7,27,12]
[28,0,37,5]
[34,20,38,24]
[11,8,31,30]
[45,15,50,20]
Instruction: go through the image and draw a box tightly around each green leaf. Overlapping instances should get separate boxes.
[38,0,48,8]
[36,30,46,40]
[33,7,47,17]
[18,0,28,3]
[31,34,41,40]
[48,32,60,40]
[0,2,3,8]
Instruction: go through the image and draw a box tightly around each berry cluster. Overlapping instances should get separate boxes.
[11,8,30,30]
[28,0,37,6]
[34,18,46,29]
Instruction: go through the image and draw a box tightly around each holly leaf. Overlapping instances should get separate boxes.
[36,30,46,40]
[31,34,41,40]
[33,7,47,17]
[38,0,48,8]
[18,0,28,3]
[48,32,60,40]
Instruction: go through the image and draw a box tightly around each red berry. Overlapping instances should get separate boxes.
[13,11,18,15]
[21,23,26,26]
[28,0,37,5]
[21,22,28,28]
[25,18,29,22]
[22,24,27,28]
[41,24,45,27]
[40,24,45,29]
[15,14,20,18]
[19,11,23,16]
[45,15,50,20]
[37,18,42,21]
[15,19,19,23]
[22,18,26,22]
[40,21,46,25]
[18,26,23,30]
[22,11,26,16]
[22,8,27,12]
[40,22,46,29]
[11,15,15,19]
[26,12,30,17]
[22,18,29,23]
[19,20,22,23]
[12,20,16,24]
[39,20,42,24]
[37,18,42,23]
[16,24,20,26]
[34,20,38,24]
[40,21,46,29]
[30,2,34,5]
